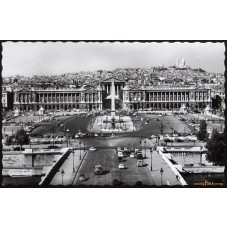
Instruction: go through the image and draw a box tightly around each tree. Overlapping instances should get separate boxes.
[206,129,226,166]
[197,120,207,141]
[15,129,30,150]
[5,136,13,146]
[212,95,222,110]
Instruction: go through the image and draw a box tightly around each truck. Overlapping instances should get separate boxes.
[136,152,143,159]
[137,159,143,167]
[118,151,124,161]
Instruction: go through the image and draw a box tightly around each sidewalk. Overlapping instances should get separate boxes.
[50,149,87,186]
[144,147,184,186]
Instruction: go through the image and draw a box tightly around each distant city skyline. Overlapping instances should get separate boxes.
[2,42,225,77]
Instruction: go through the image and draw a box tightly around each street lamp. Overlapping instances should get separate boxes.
[171,127,174,146]
[160,168,164,186]
[79,141,81,160]
[61,169,65,186]
[171,127,173,135]
[52,128,55,147]
[27,132,31,149]
[72,150,75,172]
[61,123,66,137]
[144,140,146,158]
[150,146,153,171]
[83,135,86,152]
[66,129,70,147]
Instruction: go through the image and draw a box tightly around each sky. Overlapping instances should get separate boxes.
[2,41,225,77]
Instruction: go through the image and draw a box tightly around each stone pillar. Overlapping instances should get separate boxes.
[111,79,116,117]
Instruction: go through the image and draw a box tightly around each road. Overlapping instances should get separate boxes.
[73,148,153,186]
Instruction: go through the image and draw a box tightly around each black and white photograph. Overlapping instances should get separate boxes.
[1,41,226,187]
[1,1,228,228]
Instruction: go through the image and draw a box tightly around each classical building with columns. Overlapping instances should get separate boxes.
[13,86,103,112]
[122,85,212,110]
[13,77,212,112]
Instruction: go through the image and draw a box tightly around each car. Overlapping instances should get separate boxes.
[79,174,86,181]
[94,165,103,175]
[136,152,143,159]
[89,147,97,151]
[130,153,135,158]
[118,164,125,169]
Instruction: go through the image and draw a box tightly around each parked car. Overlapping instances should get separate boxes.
[118,164,125,169]
[130,153,135,158]
[137,159,143,167]
[89,147,97,151]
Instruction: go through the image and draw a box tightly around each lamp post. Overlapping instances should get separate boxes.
[160,168,164,186]
[150,146,153,171]
[79,141,81,160]
[61,123,66,137]
[144,140,146,158]
[27,132,31,149]
[66,129,69,147]
[61,169,65,186]
[72,150,75,172]
[83,135,85,152]
[171,127,174,146]
[140,136,142,150]
[52,128,55,147]
[12,129,14,149]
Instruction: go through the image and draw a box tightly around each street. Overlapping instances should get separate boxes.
[73,148,153,186]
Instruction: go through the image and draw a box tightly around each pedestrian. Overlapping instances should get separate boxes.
[166,180,170,185]
[176,175,179,181]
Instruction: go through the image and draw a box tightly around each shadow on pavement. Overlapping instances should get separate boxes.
[100,170,110,175]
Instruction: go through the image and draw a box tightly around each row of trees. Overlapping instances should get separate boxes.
[5,129,30,150]
[197,119,226,167]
